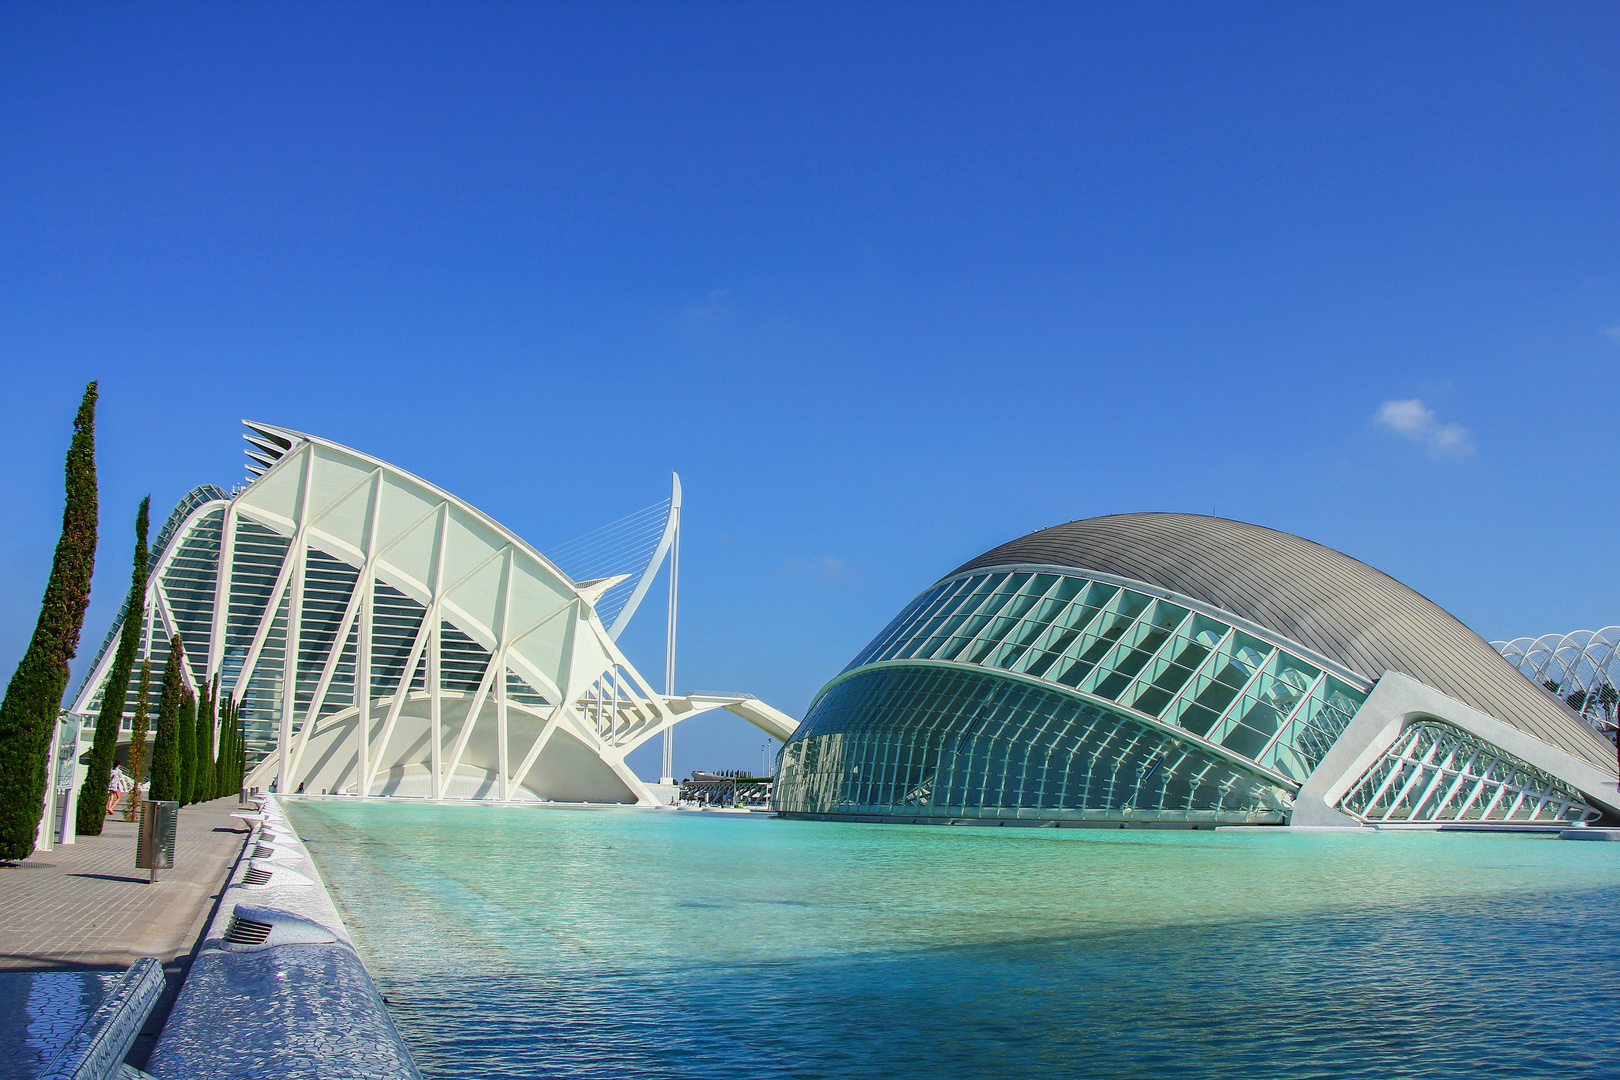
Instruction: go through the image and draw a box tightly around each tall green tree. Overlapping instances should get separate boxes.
[217,691,237,798]
[228,696,246,794]
[126,659,151,819]
[177,684,196,805]
[0,383,98,861]
[195,675,216,802]
[78,497,149,835]
[147,639,184,802]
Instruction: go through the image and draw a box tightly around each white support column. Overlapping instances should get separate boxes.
[356,577,373,795]
[277,559,305,793]
[276,447,314,795]
[354,471,382,796]
[660,476,680,785]
[428,505,449,800]
[496,664,509,801]
[208,500,238,682]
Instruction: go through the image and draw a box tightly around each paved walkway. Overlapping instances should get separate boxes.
[0,798,250,970]
[0,798,251,1068]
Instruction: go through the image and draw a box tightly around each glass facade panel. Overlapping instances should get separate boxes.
[790,568,1382,822]
[161,507,224,670]
[1050,588,1150,688]
[1254,675,1362,781]
[1119,614,1226,718]
[774,666,1292,823]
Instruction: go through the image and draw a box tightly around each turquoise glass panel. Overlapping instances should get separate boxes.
[776,665,1291,823]
[830,568,1375,790]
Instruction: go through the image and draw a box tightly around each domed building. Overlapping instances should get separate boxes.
[773,514,1620,828]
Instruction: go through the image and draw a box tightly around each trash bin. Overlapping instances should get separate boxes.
[136,800,178,882]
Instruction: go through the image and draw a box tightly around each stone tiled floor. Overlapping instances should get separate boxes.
[0,798,252,1069]
[0,798,250,971]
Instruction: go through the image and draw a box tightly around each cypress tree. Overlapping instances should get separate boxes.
[195,675,216,802]
[215,682,227,797]
[147,639,184,802]
[126,659,151,819]
[78,497,150,835]
[177,684,196,805]
[218,693,237,798]
[230,697,246,793]
[0,383,98,861]
[215,679,227,796]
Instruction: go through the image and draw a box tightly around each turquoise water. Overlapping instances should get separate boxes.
[286,802,1620,1080]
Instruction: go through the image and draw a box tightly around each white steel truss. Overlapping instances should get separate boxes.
[67,423,796,805]
[1494,628,1620,738]
[1337,720,1599,825]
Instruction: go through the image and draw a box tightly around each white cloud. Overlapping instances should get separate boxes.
[1375,399,1474,457]
[1603,325,1620,345]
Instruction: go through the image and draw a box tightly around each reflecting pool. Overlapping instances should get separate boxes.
[285,802,1620,1080]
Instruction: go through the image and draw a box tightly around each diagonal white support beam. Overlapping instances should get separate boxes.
[507,704,565,797]
[365,613,434,795]
[230,523,302,708]
[288,579,365,782]
[276,446,315,792]
[443,548,512,790]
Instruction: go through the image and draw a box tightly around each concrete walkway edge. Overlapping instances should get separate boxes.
[147,797,421,1080]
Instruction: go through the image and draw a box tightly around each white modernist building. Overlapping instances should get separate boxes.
[69,423,796,805]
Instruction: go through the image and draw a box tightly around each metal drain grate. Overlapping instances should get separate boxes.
[242,866,274,886]
[220,904,339,952]
[224,911,274,946]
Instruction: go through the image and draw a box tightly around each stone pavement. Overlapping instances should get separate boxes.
[0,798,251,1068]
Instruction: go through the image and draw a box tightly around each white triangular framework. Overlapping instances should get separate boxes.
[67,422,798,805]
[1495,628,1620,739]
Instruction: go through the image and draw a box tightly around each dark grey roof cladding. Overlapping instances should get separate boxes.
[953,513,1617,774]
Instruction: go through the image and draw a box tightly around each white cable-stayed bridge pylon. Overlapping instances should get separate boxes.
[547,474,683,782]
[545,474,680,642]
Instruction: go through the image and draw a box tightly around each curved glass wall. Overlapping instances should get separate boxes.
[829,569,1368,786]
[773,665,1293,824]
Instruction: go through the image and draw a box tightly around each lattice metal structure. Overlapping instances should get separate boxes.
[843,569,1370,784]
[773,665,1295,823]
[1494,629,1620,738]
[68,423,794,804]
[780,567,1366,823]
[1340,721,1599,825]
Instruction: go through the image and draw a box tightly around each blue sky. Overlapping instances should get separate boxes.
[2,2,1617,780]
